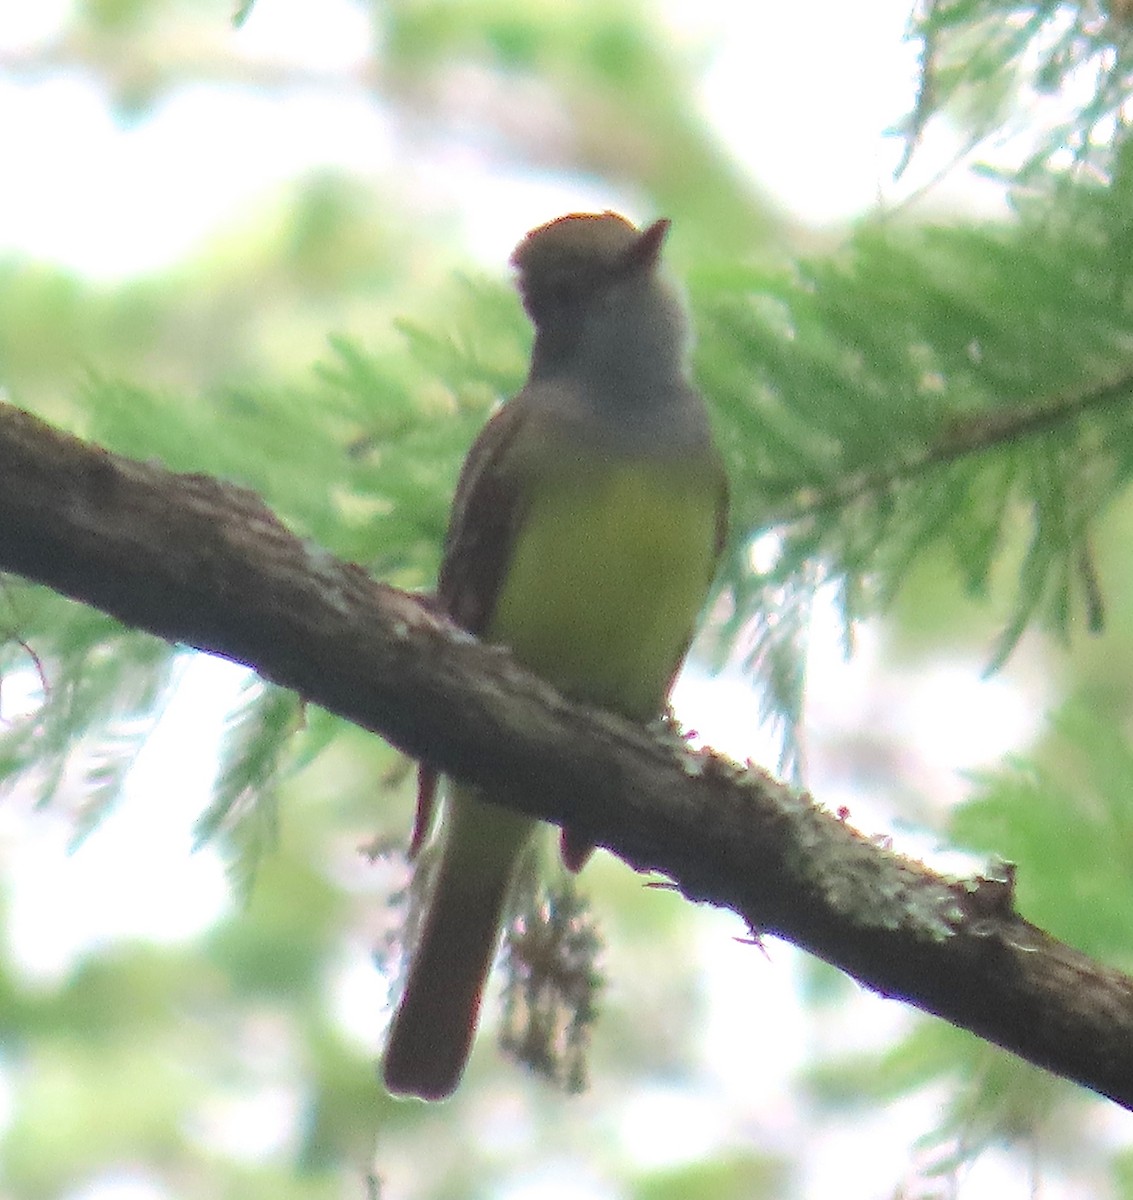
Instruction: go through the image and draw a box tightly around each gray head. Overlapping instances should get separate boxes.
[512,212,691,390]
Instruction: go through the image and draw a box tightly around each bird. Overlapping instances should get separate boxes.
[382,211,729,1100]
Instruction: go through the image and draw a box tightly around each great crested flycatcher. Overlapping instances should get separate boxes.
[382,211,728,1101]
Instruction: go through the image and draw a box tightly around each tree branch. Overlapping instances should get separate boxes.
[2,399,1133,1109]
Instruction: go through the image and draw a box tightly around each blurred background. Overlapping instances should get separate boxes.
[3,1,1133,1198]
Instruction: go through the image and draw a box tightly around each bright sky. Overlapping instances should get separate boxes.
[0,3,1087,1198]
[0,0,1007,281]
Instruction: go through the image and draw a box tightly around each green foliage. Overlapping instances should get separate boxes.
[707,179,1133,643]
[694,167,1133,767]
[807,1018,1088,1184]
[907,0,1133,179]
[193,680,297,897]
[633,1153,787,1200]
[801,692,1133,1184]
[953,700,1133,958]
[6,0,1133,1198]
[0,592,178,821]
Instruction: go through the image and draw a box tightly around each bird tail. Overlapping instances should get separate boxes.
[382,790,533,1100]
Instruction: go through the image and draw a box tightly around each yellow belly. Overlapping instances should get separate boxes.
[487,460,719,720]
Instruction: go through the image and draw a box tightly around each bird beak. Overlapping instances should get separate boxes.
[623,218,670,274]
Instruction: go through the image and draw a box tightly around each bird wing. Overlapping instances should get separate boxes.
[437,396,535,633]
[410,395,534,855]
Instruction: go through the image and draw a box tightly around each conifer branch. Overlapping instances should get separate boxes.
[761,366,1133,529]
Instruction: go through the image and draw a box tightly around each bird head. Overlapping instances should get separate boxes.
[511,212,670,330]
